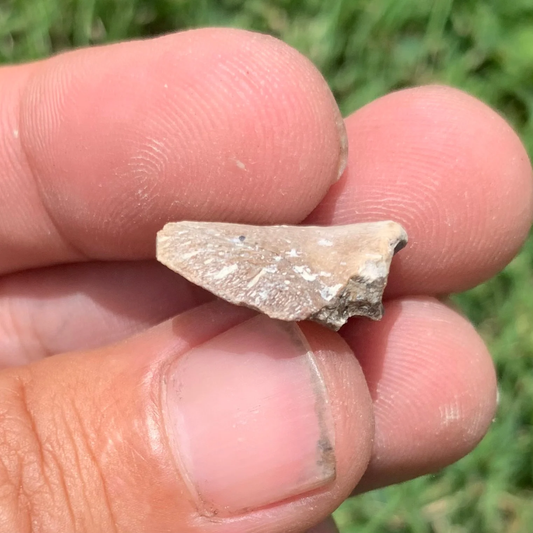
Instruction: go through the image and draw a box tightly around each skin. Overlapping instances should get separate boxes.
[0,27,531,532]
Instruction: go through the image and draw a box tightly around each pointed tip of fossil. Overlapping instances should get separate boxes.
[390,221,408,253]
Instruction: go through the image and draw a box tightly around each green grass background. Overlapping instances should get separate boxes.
[2,0,532,531]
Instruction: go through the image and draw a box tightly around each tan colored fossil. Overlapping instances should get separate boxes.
[156,220,407,330]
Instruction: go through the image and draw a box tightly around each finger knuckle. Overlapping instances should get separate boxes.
[0,370,91,532]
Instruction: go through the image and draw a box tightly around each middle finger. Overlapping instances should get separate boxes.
[307,85,533,296]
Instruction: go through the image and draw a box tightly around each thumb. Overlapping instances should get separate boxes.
[0,301,372,533]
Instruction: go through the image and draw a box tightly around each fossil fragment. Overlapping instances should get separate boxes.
[156,220,407,330]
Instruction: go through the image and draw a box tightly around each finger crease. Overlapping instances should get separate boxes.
[18,90,90,266]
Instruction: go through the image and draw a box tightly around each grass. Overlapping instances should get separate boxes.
[2,0,533,531]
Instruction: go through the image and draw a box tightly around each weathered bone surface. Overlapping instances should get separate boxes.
[156,221,407,330]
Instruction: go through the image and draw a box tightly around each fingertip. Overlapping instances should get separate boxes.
[341,296,497,490]
[143,307,375,529]
[8,29,345,271]
[309,85,533,294]
[367,86,533,293]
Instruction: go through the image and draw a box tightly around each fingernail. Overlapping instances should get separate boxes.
[164,315,335,516]
[336,114,348,181]
[326,86,348,181]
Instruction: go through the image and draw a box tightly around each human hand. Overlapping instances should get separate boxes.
[0,28,531,532]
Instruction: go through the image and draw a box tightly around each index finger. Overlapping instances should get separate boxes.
[0,29,347,274]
